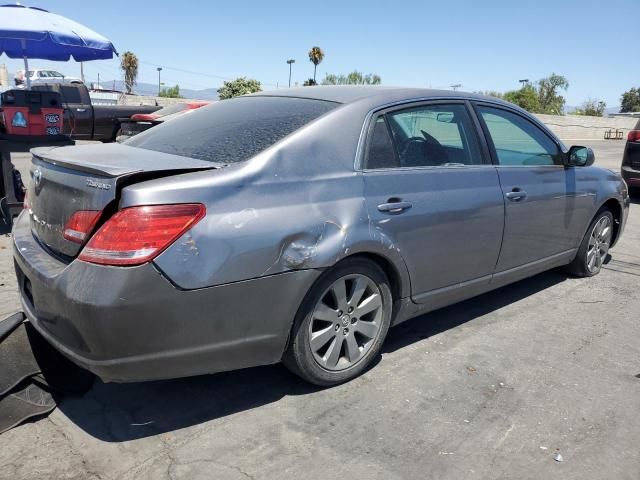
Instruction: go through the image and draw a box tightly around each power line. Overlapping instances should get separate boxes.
[137,59,279,87]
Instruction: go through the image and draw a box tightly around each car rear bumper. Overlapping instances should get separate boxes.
[621,165,640,187]
[12,211,321,382]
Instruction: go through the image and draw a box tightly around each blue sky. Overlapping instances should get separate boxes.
[1,0,637,107]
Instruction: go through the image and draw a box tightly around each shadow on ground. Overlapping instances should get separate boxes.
[54,269,569,442]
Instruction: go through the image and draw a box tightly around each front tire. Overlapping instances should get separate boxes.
[284,258,393,386]
[566,209,614,277]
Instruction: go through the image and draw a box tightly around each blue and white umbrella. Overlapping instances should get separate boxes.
[0,3,117,88]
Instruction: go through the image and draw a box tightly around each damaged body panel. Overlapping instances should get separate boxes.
[13,86,630,383]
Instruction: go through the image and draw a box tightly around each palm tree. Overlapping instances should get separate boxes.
[120,51,139,94]
[308,46,324,84]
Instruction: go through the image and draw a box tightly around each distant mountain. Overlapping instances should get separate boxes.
[99,80,219,100]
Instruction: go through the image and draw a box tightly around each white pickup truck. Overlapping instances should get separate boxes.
[14,69,83,87]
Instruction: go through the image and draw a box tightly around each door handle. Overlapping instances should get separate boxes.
[76,108,86,112]
[377,200,412,214]
[505,188,527,201]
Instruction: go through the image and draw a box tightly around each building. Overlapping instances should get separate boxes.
[0,64,8,87]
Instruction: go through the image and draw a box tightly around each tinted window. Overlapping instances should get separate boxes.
[127,96,338,164]
[365,117,398,169]
[381,104,483,168]
[478,106,561,166]
[32,85,83,103]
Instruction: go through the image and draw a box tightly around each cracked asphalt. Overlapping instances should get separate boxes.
[0,140,639,480]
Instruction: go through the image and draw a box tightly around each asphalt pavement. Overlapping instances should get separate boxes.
[0,139,638,480]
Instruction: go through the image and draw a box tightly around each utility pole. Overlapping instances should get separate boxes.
[286,59,295,88]
[157,67,163,96]
[97,72,100,88]
[519,79,529,87]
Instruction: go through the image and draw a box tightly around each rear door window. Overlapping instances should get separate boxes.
[127,96,338,164]
[366,103,483,168]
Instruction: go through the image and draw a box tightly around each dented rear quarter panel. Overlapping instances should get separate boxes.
[120,100,413,294]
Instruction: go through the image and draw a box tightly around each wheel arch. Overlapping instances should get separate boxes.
[344,252,406,301]
[599,197,623,247]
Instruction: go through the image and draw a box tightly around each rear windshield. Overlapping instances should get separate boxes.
[33,85,83,103]
[126,96,339,164]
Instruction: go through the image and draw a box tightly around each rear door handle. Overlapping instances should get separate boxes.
[505,189,527,201]
[76,108,86,112]
[377,200,412,213]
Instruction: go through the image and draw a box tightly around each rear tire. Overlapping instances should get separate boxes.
[284,258,393,386]
[565,209,614,277]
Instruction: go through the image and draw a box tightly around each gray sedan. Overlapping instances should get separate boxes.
[13,87,630,385]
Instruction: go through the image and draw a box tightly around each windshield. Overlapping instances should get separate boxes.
[152,103,190,117]
[127,96,339,164]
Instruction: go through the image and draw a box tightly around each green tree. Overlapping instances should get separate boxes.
[321,71,382,85]
[120,51,138,94]
[474,90,504,99]
[574,99,606,117]
[308,46,325,83]
[159,84,183,98]
[620,87,640,113]
[537,73,569,114]
[217,77,262,100]
[503,84,541,112]
[303,78,317,86]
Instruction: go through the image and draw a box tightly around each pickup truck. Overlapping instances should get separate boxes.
[28,84,160,142]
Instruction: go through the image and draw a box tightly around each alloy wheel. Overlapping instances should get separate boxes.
[308,274,384,371]
[586,215,612,274]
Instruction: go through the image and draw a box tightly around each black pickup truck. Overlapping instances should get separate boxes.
[28,84,160,142]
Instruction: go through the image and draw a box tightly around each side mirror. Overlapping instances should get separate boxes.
[566,146,595,167]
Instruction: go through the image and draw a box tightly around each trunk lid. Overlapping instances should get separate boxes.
[27,143,217,259]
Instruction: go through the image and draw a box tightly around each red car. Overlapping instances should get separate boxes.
[117,101,209,141]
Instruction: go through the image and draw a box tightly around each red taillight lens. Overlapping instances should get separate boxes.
[628,130,640,142]
[64,210,102,243]
[78,204,205,266]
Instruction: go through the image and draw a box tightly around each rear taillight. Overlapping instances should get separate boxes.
[64,210,102,243]
[78,204,205,266]
[628,130,640,142]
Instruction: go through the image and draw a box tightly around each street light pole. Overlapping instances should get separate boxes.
[157,67,163,96]
[450,84,462,91]
[286,59,295,88]
[519,78,529,87]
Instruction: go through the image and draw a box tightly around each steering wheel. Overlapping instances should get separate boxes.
[399,136,426,150]
[397,137,427,167]
[420,129,449,164]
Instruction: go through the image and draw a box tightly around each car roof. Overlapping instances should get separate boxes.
[250,85,512,107]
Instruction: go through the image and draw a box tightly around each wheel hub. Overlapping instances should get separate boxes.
[308,273,384,371]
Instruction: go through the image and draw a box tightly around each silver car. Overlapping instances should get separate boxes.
[13,87,630,386]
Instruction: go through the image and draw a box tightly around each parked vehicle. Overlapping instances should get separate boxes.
[13,87,630,386]
[15,69,83,86]
[116,101,209,142]
[621,118,640,196]
[25,83,160,142]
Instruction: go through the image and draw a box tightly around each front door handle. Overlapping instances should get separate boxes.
[505,188,527,202]
[377,200,412,214]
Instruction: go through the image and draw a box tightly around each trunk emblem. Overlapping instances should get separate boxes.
[86,178,111,191]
